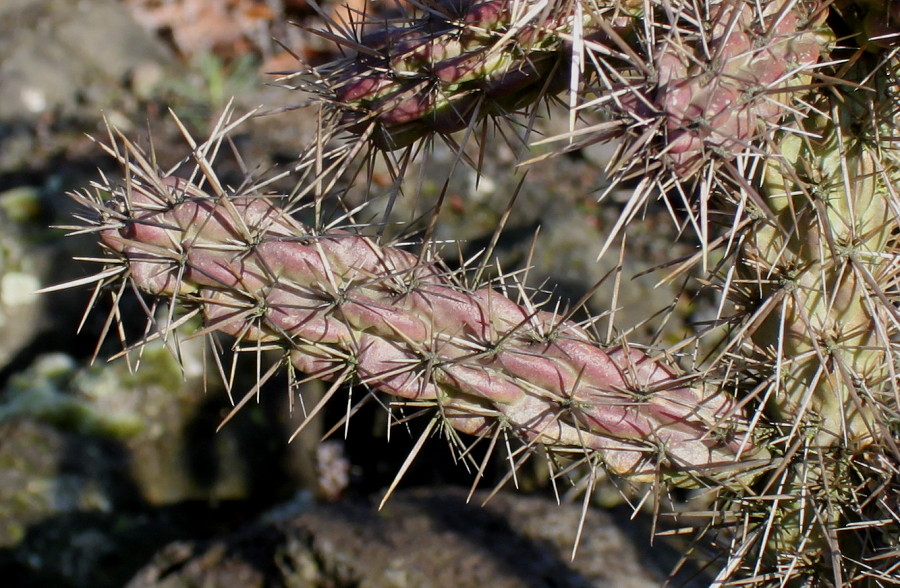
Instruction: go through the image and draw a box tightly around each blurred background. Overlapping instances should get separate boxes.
[0,1,714,585]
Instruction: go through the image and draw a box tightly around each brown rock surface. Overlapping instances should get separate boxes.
[128,487,708,588]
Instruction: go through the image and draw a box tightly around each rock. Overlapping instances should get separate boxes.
[0,343,318,587]
[0,416,143,585]
[0,343,284,508]
[0,0,170,122]
[0,0,173,172]
[127,487,711,588]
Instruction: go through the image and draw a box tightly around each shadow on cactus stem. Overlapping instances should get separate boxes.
[45,0,900,585]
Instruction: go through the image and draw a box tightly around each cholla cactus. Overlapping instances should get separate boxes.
[80,141,762,489]
[58,0,900,584]
[721,59,900,581]
[324,0,577,149]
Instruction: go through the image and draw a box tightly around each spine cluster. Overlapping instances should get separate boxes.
[754,104,895,448]
[650,0,829,174]
[322,0,831,182]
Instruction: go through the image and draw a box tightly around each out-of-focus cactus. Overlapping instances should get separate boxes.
[322,0,584,149]
[836,0,900,49]
[57,0,900,584]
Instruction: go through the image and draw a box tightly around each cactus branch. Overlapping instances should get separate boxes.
[71,116,766,490]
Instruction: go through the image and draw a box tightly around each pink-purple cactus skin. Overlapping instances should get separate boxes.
[100,176,761,485]
[327,0,829,181]
[654,0,828,173]
[60,0,900,582]
[328,0,576,148]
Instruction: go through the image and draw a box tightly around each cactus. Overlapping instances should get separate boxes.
[323,0,577,149]
[721,58,900,581]
[56,0,900,584]
[77,149,762,489]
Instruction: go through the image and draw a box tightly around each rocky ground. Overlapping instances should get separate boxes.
[0,1,714,586]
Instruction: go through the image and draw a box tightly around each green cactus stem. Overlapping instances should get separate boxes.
[754,72,897,449]
[714,53,900,581]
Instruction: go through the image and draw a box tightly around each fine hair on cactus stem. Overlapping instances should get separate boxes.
[52,0,900,583]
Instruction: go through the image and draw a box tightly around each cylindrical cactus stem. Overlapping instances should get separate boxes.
[750,73,898,449]
[320,0,627,150]
[718,60,900,572]
[649,0,831,175]
[318,0,832,181]
[96,175,766,487]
